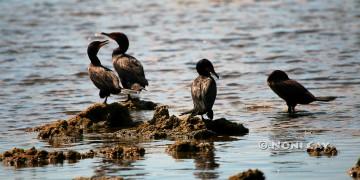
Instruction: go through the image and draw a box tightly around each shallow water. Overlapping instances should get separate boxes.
[0,0,360,179]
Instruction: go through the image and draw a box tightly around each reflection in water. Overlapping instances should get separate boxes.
[169,143,220,179]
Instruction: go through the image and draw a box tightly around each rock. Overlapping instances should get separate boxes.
[98,145,145,160]
[306,143,338,157]
[229,169,265,180]
[32,102,132,145]
[116,105,248,140]
[0,147,94,168]
[166,140,216,160]
[120,98,157,110]
[166,141,214,153]
[204,118,249,136]
[348,158,360,178]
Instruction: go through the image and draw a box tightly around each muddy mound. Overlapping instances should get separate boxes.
[229,169,265,180]
[306,143,338,157]
[116,105,248,140]
[32,103,132,145]
[120,98,157,110]
[0,147,95,168]
[348,158,360,178]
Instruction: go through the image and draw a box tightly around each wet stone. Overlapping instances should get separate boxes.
[166,140,214,154]
[0,147,94,168]
[229,169,265,180]
[31,102,132,145]
[306,143,338,157]
[348,158,360,179]
[116,105,248,140]
[98,145,145,160]
[120,98,157,110]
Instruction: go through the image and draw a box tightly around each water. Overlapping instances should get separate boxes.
[0,0,359,179]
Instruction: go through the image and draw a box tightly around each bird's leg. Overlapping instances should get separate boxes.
[287,105,292,114]
[103,96,108,104]
[126,94,132,102]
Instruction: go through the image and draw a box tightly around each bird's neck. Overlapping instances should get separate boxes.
[198,71,211,77]
[112,46,128,56]
[88,54,101,66]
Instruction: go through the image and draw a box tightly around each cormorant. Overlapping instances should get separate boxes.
[100,32,148,100]
[267,70,336,113]
[87,40,121,104]
[181,59,219,120]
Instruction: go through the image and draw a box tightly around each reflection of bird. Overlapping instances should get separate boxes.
[267,70,336,113]
[181,59,219,120]
[101,32,148,100]
[87,40,121,104]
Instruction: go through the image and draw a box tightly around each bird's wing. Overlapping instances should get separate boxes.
[113,55,148,88]
[191,76,217,113]
[203,77,217,110]
[269,79,315,103]
[89,65,120,93]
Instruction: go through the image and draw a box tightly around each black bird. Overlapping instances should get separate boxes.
[87,40,121,104]
[181,59,219,120]
[267,70,336,113]
[101,32,148,100]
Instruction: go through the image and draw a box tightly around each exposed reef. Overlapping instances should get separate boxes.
[348,158,360,179]
[0,145,145,168]
[0,147,94,168]
[120,98,157,110]
[116,105,249,140]
[31,103,133,145]
[228,169,265,180]
[98,145,145,160]
[166,140,214,156]
[166,140,219,172]
[306,143,338,157]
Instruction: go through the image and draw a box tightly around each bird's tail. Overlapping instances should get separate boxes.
[180,109,194,116]
[315,96,337,102]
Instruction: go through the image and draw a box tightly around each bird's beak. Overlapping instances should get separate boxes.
[101,32,114,40]
[211,71,219,79]
[99,40,109,47]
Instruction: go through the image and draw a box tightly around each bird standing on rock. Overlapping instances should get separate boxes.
[101,32,148,101]
[267,70,336,113]
[87,40,121,104]
[181,59,219,120]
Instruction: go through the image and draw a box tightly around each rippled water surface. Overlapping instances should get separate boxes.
[1,0,360,179]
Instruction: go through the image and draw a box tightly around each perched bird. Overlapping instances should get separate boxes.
[101,32,148,100]
[87,40,121,104]
[267,70,336,113]
[181,59,219,120]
